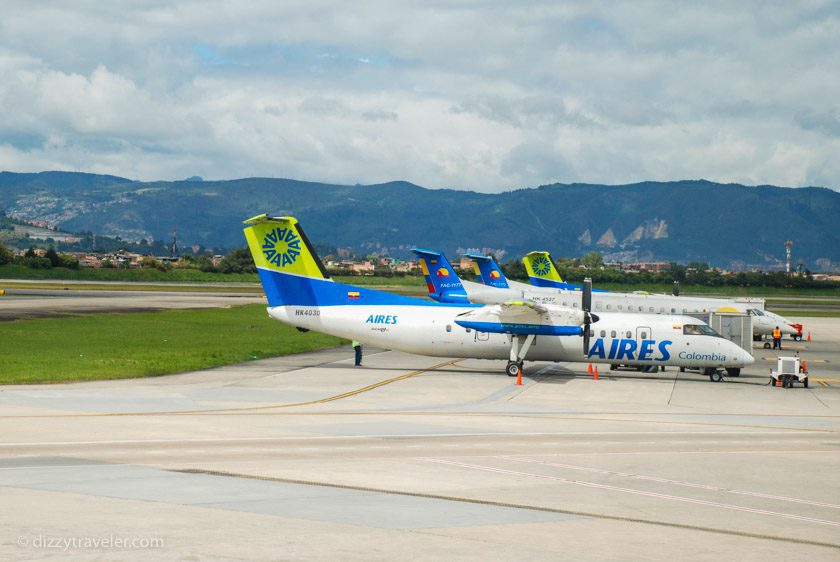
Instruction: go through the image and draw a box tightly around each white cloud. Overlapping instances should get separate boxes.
[0,1,838,190]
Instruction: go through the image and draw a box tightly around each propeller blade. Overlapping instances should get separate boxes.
[582,277,593,357]
[583,325,591,358]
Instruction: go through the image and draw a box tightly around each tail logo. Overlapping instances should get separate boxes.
[437,267,450,277]
[490,270,501,279]
[262,227,301,268]
[532,256,551,276]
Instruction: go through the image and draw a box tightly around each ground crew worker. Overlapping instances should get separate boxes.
[352,340,362,366]
[772,326,782,350]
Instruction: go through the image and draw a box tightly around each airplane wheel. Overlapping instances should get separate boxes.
[710,371,723,383]
[794,335,801,341]
[726,368,740,377]
[506,362,520,377]
[679,367,685,373]
[610,364,618,371]
[803,377,808,388]
[763,342,771,349]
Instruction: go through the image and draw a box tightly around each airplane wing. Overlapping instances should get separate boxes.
[454,301,584,336]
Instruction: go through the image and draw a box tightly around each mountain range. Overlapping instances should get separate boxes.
[1,171,838,270]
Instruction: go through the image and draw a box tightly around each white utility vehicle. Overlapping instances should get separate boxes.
[770,356,808,388]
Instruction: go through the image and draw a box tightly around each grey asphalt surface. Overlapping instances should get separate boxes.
[1,315,838,560]
[0,288,264,319]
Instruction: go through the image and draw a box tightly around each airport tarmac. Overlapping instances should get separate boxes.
[0,288,264,320]
[1,316,838,560]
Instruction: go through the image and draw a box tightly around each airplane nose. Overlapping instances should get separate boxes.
[741,349,755,366]
[723,340,754,367]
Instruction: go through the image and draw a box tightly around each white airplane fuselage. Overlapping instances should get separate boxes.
[269,304,754,369]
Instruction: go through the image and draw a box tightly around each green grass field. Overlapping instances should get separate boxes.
[0,304,346,384]
[764,309,840,318]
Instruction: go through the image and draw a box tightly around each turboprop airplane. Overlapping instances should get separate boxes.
[505,251,798,340]
[245,214,753,380]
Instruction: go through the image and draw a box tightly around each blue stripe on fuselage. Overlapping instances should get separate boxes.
[257,267,477,307]
[454,320,582,336]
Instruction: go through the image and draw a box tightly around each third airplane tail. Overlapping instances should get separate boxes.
[523,251,605,292]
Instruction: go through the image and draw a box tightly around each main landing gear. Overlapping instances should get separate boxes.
[702,367,729,382]
[506,334,536,377]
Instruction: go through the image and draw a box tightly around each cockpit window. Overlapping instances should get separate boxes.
[748,308,764,316]
[683,324,721,336]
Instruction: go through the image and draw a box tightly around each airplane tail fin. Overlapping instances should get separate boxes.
[410,248,470,304]
[523,251,566,288]
[244,215,452,308]
[244,214,329,280]
[466,253,509,289]
[243,214,331,307]
[522,251,606,292]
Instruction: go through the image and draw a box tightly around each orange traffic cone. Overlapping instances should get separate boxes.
[516,366,523,386]
[801,359,807,373]
[587,363,594,374]
[775,378,782,387]
[593,366,599,380]
[807,332,811,342]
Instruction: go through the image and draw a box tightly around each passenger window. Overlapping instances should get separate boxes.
[640,331,647,339]
[626,331,632,338]
[610,330,616,338]
[606,304,612,310]
[446,324,452,332]
[589,329,594,337]
[639,306,644,312]
[465,328,471,333]
[600,330,606,337]
[671,308,676,314]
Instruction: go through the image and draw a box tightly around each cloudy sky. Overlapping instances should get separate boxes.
[1,1,838,191]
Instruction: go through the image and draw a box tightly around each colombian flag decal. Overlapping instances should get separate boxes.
[348,291,360,299]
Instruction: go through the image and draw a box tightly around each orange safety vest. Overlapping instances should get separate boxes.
[773,328,781,338]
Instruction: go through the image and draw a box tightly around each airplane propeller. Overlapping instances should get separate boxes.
[582,277,599,357]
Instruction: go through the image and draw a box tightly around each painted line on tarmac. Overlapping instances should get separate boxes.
[0,359,463,418]
[424,459,840,528]
[762,357,827,362]
[178,467,840,550]
[0,430,830,448]
[502,456,840,510]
